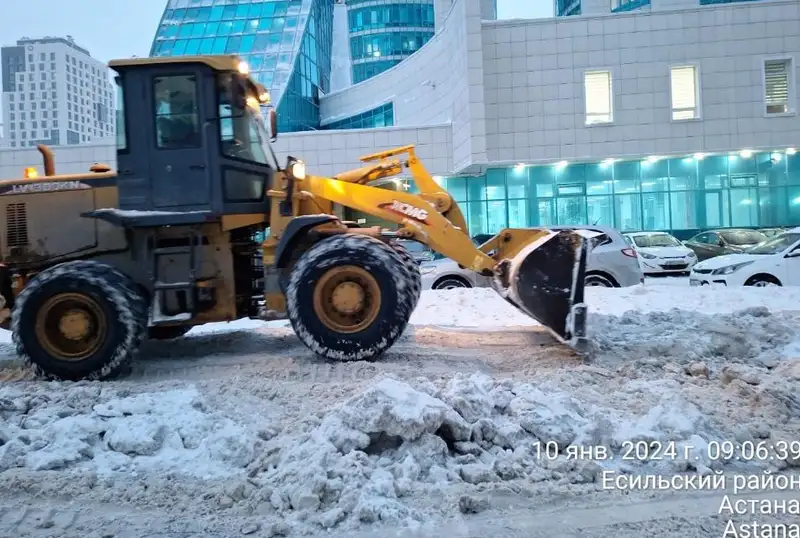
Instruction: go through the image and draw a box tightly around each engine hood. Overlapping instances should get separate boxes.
[692,253,762,271]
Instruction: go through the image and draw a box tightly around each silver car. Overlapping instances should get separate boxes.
[542,225,644,287]
[396,239,491,290]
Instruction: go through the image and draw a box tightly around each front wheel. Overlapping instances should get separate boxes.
[11,261,147,381]
[285,234,417,362]
[744,275,781,287]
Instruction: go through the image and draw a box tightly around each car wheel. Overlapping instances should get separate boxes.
[744,275,781,287]
[432,277,471,290]
[585,274,614,287]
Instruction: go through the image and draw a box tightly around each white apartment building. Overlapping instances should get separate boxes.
[0,36,115,149]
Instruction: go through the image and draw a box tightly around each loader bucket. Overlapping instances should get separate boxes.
[492,229,591,353]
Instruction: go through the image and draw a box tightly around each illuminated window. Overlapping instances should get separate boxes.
[670,65,699,120]
[584,70,612,125]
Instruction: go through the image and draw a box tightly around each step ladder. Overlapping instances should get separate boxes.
[148,228,202,325]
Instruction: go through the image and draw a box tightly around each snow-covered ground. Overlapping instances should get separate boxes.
[0,280,798,537]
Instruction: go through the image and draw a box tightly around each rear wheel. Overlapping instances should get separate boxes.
[148,325,192,340]
[286,234,416,362]
[585,274,614,287]
[11,261,147,381]
[433,276,471,289]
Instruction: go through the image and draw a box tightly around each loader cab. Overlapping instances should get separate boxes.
[110,56,278,217]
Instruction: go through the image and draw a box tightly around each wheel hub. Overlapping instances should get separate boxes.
[58,309,92,340]
[313,265,382,334]
[35,292,107,361]
[331,282,365,314]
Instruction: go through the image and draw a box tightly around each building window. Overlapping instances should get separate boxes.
[670,66,699,120]
[584,71,613,125]
[764,58,793,115]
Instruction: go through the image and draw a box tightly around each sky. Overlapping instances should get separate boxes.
[0,0,554,63]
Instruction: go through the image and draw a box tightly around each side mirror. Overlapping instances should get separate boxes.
[267,107,278,142]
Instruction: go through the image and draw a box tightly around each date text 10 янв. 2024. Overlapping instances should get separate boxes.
[531,440,800,462]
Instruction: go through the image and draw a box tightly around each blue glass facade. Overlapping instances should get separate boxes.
[322,102,394,130]
[347,1,434,84]
[555,0,581,16]
[150,0,334,132]
[611,0,651,12]
[403,150,800,239]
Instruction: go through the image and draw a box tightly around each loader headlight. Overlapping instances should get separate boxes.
[288,159,306,180]
[711,261,754,275]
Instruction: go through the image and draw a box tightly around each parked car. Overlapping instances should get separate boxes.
[547,225,644,287]
[622,231,697,275]
[758,227,789,238]
[397,239,491,290]
[689,227,800,287]
[682,228,767,261]
[476,226,643,288]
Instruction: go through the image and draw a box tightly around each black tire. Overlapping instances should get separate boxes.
[286,234,416,362]
[148,325,192,340]
[11,260,147,381]
[744,274,781,287]
[432,276,471,289]
[585,274,614,287]
[389,240,422,308]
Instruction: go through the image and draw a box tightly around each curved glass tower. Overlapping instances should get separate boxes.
[150,0,334,132]
[347,0,435,84]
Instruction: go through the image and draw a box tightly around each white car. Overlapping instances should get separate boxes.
[623,231,697,275]
[689,227,800,287]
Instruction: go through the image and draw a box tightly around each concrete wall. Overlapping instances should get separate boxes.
[480,0,800,166]
[270,125,453,176]
[0,139,114,180]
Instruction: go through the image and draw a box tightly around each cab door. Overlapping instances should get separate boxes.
[145,70,211,210]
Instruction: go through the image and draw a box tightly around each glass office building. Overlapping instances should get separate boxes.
[347,0,435,84]
[150,0,334,132]
[399,149,800,238]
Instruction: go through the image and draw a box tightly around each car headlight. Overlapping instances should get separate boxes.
[420,265,436,275]
[288,159,306,179]
[687,251,696,258]
[639,252,657,259]
[711,261,754,275]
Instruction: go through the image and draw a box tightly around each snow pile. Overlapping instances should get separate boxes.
[0,385,260,477]
[235,374,796,533]
[409,284,800,327]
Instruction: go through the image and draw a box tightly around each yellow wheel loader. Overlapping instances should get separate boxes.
[0,55,590,381]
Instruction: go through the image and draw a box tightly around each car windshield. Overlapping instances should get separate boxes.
[631,234,681,247]
[745,233,800,254]
[720,230,766,245]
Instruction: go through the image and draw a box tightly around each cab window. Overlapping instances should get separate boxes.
[115,77,127,151]
[153,75,201,149]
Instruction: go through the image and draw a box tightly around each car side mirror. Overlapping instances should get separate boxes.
[718,240,725,247]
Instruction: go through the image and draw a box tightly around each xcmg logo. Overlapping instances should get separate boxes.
[378,200,429,223]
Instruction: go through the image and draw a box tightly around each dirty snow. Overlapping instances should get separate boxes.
[0,278,799,537]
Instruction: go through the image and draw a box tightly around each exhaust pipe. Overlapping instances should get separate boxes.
[36,144,55,176]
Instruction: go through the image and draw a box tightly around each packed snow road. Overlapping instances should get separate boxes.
[0,281,799,538]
